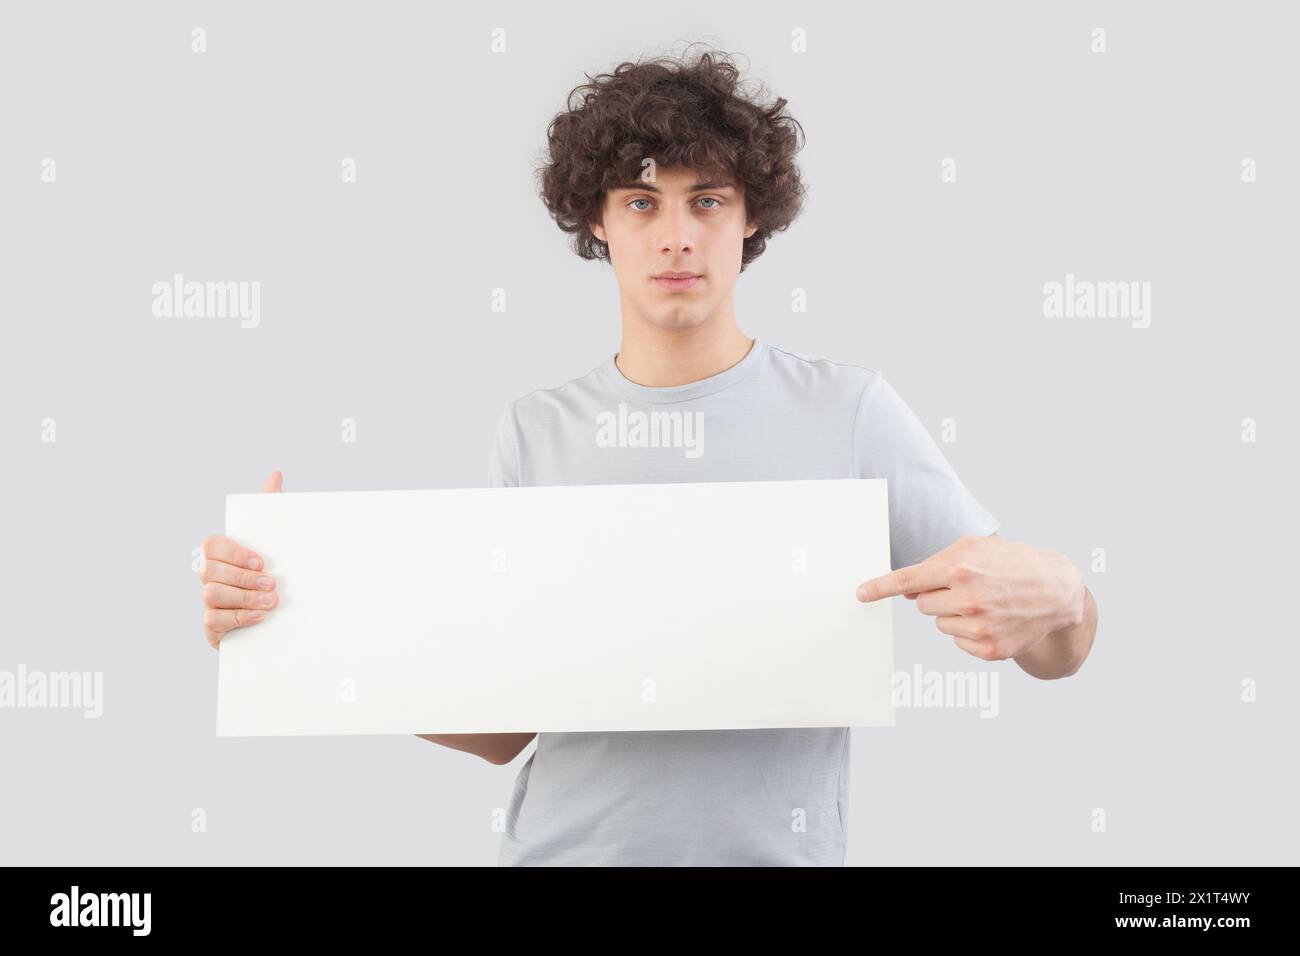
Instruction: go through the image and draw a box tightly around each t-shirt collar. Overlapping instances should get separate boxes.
[602,337,767,404]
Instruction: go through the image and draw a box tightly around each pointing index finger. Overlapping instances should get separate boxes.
[857,556,951,602]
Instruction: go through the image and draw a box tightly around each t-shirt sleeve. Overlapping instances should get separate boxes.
[852,372,999,570]
[488,403,521,488]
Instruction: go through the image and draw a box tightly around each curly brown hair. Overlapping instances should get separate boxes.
[536,45,807,272]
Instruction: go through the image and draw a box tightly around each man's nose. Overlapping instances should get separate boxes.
[657,204,696,254]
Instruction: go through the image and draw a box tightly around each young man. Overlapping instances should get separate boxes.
[199,49,1097,866]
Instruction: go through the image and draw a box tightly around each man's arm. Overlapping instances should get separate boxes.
[1012,585,1097,680]
[415,406,542,765]
[987,529,1098,680]
[415,732,537,765]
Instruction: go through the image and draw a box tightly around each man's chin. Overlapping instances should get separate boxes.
[641,306,715,332]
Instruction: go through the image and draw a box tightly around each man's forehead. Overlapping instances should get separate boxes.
[609,172,739,193]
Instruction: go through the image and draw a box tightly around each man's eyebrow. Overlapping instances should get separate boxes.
[610,180,737,193]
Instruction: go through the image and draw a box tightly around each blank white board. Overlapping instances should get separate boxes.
[216,478,895,736]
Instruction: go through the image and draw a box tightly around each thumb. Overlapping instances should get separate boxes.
[262,470,283,493]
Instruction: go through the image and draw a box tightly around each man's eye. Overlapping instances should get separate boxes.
[626,197,723,211]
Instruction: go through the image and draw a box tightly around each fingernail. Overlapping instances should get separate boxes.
[257,576,273,589]
[247,610,264,621]
[856,588,867,601]
[259,593,276,607]
[247,556,262,571]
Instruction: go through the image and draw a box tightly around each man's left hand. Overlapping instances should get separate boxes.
[855,533,1086,663]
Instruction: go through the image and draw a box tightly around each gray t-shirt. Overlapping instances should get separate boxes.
[487,338,999,865]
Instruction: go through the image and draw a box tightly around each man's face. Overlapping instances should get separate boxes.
[591,165,757,332]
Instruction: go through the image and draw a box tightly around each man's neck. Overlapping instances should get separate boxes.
[614,317,754,388]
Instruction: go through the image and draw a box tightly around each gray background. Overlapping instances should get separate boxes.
[1,0,1295,865]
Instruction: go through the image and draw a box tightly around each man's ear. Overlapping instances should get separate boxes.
[590,192,609,243]
[743,221,757,240]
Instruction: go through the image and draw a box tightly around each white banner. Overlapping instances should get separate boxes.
[216,478,895,736]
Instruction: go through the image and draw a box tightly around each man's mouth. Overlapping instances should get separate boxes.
[652,272,702,292]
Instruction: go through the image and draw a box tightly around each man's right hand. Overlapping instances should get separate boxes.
[200,470,282,649]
